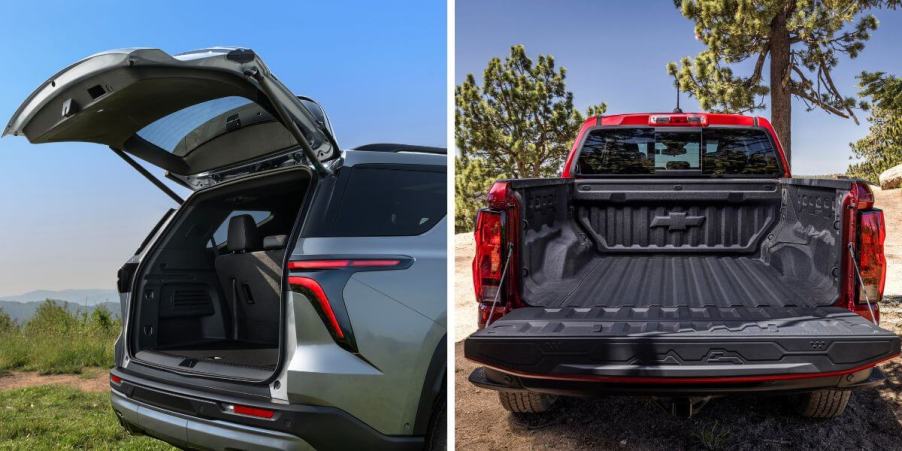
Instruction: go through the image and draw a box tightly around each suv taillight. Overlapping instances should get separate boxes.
[842,181,886,323]
[473,182,521,328]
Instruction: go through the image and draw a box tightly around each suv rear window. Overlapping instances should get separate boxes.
[575,127,781,177]
[305,165,446,237]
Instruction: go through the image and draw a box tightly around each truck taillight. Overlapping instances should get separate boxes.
[473,210,505,317]
[842,181,885,324]
[857,209,886,306]
[473,181,521,328]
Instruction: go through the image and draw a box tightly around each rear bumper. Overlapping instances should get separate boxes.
[111,390,310,450]
[469,365,887,398]
[109,369,423,451]
[464,306,900,396]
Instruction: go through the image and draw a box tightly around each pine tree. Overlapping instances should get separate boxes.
[455,45,605,230]
[668,0,899,164]
[456,45,606,179]
[847,71,902,182]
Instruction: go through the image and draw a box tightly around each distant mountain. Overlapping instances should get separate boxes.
[0,300,121,324]
[0,289,118,306]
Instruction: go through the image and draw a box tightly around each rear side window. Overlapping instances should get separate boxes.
[576,127,781,177]
[306,165,446,237]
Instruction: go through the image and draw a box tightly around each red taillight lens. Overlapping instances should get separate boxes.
[473,210,504,304]
[487,182,512,209]
[287,259,401,270]
[110,374,122,384]
[473,181,521,328]
[851,182,875,210]
[858,209,886,305]
[287,276,345,339]
[350,259,401,267]
[229,404,275,419]
[288,260,351,269]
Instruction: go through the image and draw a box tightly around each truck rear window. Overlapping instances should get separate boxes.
[575,128,782,177]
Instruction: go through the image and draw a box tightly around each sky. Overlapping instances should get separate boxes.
[0,0,445,294]
[456,0,902,175]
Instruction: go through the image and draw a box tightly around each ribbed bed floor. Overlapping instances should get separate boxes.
[534,255,816,309]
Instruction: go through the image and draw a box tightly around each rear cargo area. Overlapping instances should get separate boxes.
[129,168,310,381]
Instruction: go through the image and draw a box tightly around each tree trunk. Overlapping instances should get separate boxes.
[769,10,792,166]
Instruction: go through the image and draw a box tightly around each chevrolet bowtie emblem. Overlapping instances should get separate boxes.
[650,212,705,231]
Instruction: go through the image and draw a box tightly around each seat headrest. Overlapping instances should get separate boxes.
[227,214,261,252]
[263,234,288,250]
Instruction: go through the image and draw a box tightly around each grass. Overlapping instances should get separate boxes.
[692,421,732,450]
[0,385,175,450]
[0,301,118,374]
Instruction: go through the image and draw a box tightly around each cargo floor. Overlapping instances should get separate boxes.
[529,255,827,309]
[157,345,278,370]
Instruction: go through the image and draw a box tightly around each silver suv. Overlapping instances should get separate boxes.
[5,48,447,450]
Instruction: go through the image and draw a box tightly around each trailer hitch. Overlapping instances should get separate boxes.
[653,396,713,418]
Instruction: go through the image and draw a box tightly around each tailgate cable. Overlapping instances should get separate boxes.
[848,242,878,325]
[485,243,514,326]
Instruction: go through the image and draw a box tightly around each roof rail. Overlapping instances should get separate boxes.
[353,143,446,155]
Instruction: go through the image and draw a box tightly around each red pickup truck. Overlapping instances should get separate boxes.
[464,112,900,418]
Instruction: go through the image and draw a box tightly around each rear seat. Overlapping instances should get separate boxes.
[215,215,285,345]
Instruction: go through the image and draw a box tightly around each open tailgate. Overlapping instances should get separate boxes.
[465,306,900,380]
[4,48,337,186]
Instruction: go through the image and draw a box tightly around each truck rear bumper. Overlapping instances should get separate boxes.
[469,364,888,398]
[464,306,900,395]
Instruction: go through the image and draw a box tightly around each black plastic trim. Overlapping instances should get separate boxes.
[353,143,447,155]
[413,335,446,435]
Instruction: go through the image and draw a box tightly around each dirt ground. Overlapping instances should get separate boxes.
[0,369,108,392]
[454,187,902,450]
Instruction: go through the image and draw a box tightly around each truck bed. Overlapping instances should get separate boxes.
[531,255,815,309]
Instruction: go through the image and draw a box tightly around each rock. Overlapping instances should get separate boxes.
[879,164,902,190]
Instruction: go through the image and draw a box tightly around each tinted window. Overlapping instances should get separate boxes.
[306,166,446,237]
[576,128,781,177]
[702,128,781,176]
[576,128,654,175]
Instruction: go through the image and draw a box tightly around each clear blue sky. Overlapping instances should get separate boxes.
[0,0,445,294]
[456,0,902,175]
